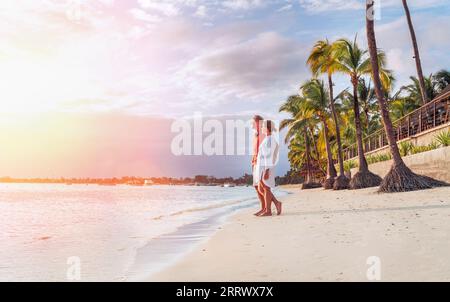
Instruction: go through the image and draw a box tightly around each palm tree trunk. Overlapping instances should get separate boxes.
[308,126,319,163]
[364,107,370,133]
[328,74,349,189]
[328,74,345,176]
[304,128,312,183]
[323,120,336,177]
[402,0,428,104]
[366,60,404,167]
[302,128,322,190]
[352,77,369,172]
[349,75,382,189]
[366,1,447,192]
[322,116,337,189]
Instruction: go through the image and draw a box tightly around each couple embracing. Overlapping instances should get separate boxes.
[251,115,282,217]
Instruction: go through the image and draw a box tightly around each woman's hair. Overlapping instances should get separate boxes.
[264,120,276,133]
[253,115,263,122]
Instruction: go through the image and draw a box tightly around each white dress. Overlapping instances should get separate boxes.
[253,135,279,188]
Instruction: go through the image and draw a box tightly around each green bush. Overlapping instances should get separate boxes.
[435,130,450,147]
[366,153,392,165]
[399,141,414,157]
[380,153,392,162]
[410,145,434,155]
[343,133,447,169]
[344,160,357,172]
[428,141,440,150]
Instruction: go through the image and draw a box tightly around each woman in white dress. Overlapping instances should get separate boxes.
[255,120,282,216]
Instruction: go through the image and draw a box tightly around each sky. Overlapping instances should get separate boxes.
[0,0,449,178]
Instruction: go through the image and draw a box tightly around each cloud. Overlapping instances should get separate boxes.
[277,3,293,12]
[381,0,448,9]
[129,8,162,23]
[297,0,448,13]
[137,0,181,17]
[130,0,276,23]
[194,5,207,18]
[298,0,363,13]
[221,0,265,10]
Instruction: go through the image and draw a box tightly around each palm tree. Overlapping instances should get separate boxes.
[365,1,448,192]
[307,39,349,190]
[434,69,450,91]
[401,75,439,105]
[300,130,315,187]
[341,83,382,138]
[300,79,337,189]
[357,78,380,133]
[280,95,322,189]
[333,37,390,189]
[335,92,357,149]
[402,0,428,104]
[387,89,420,121]
[288,137,308,178]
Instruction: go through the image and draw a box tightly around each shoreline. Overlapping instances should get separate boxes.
[148,186,450,282]
[127,199,257,281]
[130,188,289,281]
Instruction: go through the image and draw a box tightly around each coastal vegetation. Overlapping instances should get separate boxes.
[279,1,449,192]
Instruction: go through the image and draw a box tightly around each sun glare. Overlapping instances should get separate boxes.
[0,53,101,116]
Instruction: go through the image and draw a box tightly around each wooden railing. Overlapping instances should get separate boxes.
[343,92,450,161]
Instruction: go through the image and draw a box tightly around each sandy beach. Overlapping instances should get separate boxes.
[150,186,450,282]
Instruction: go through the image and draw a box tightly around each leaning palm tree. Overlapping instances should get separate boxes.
[365,1,448,192]
[307,39,349,190]
[333,37,391,189]
[280,95,322,189]
[401,0,428,104]
[301,79,337,189]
